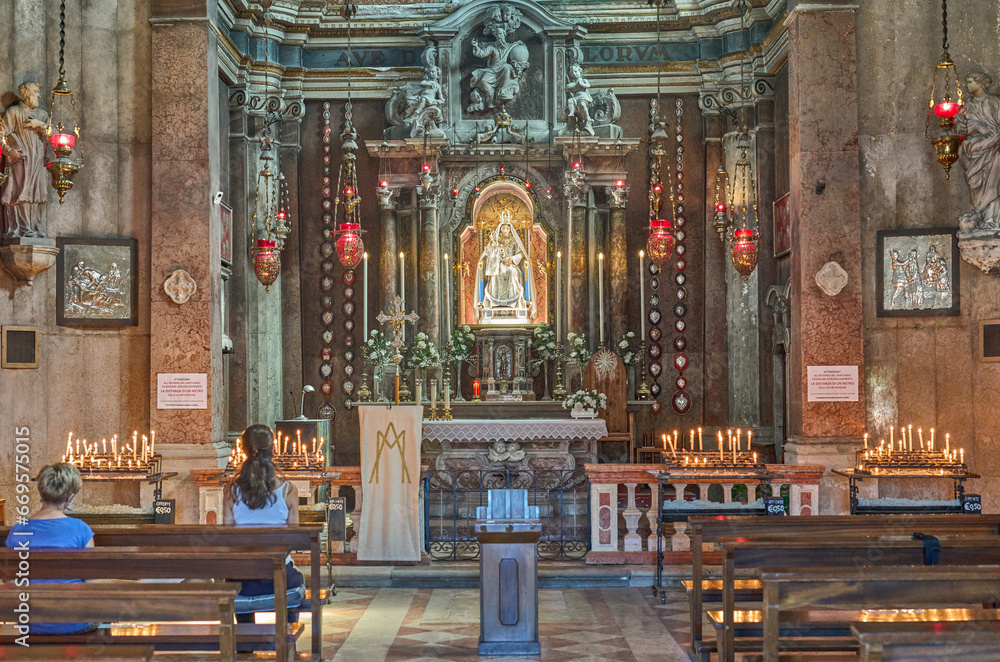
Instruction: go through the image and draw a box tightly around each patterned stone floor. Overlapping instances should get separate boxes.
[296,586,694,661]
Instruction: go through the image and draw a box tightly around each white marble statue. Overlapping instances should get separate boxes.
[467,4,529,113]
[385,45,446,138]
[474,211,536,319]
[565,47,594,136]
[959,67,1000,233]
[1,82,49,240]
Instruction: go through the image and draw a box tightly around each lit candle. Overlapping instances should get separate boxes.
[698,427,703,451]
[296,430,302,458]
[363,252,369,339]
[737,428,742,452]
[908,424,913,451]
[556,251,562,341]
[747,429,752,450]
[445,382,450,410]
[960,448,964,464]
[930,428,935,450]
[66,432,73,456]
[598,253,605,345]
[150,431,155,457]
[945,433,950,455]
[890,426,894,448]
[918,427,924,449]
[753,452,757,464]
[284,435,288,454]
[132,432,138,460]
[142,435,148,463]
[112,435,117,457]
[689,429,695,450]
[639,250,645,342]
[864,432,868,449]
[718,431,724,461]
[473,380,480,399]
[662,433,667,450]
[76,438,80,456]
[416,380,422,406]
[431,382,437,413]
[727,429,733,451]
[312,437,317,455]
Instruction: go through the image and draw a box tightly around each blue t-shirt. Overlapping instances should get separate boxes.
[5,516,95,634]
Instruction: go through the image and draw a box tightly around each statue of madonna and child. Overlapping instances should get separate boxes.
[474,210,536,321]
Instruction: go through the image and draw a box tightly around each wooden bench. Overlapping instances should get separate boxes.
[0,644,155,661]
[852,619,1000,661]
[714,536,1000,662]
[761,565,1000,662]
[0,583,239,662]
[685,514,1000,651]
[86,524,324,661]
[0,547,298,661]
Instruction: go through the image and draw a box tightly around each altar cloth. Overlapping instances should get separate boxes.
[422,418,608,443]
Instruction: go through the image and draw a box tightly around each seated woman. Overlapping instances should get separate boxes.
[223,424,305,624]
[4,463,96,634]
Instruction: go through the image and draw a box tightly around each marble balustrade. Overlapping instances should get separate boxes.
[584,463,824,564]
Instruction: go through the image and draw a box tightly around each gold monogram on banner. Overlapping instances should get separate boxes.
[369,422,411,485]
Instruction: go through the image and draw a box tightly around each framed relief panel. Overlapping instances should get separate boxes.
[876,228,959,317]
[773,191,791,258]
[56,236,139,326]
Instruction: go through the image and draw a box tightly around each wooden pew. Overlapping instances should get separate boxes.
[685,514,1000,650]
[0,644,155,661]
[86,524,324,662]
[852,619,1000,661]
[0,547,296,661]
[761,565,1000,662]
[0,583,239,662]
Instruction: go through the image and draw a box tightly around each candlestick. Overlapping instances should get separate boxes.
[698,427,703,451]
[556,251,562,341]
[363,252,369,339]
[430,382,437,415]
[598,253,605,345]
[400,252,406,341]
[639,250,645,339]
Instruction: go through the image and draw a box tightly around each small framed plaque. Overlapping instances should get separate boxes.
[876,228,960,317]
[56,236,139,326]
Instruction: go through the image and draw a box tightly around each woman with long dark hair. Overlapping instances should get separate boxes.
[223,424,304,624]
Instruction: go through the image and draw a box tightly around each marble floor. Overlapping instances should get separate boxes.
[298,586,693,661]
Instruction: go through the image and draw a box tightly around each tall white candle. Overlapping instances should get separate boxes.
[598,252,605,345]
[639,250,645,341]
[363,252,369,339]
[444,253,451,339]
[556,251,562,341]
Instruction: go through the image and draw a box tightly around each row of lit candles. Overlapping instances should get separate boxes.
[226,431,326,468]
[660,428,754,464]
[672,452,760,467]
[863,426,952,453]
[61,431,155,470]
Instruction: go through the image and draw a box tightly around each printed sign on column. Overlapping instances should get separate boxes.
[157,373,209,409]
[806,365,859,402]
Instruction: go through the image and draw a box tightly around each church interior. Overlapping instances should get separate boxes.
[3,0,1000,659]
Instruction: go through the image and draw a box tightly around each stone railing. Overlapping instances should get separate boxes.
[584,463,825,564]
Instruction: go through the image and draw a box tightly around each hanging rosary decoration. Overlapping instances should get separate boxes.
[671,98,691,415]
[316,101,338,422]
[646,98,667,416]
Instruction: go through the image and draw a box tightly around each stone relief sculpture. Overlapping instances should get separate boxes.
[591,88,621,128]
[385,45,446,138]
[467,4,529,113]
[1,82,49,241]
[958,66,1000,274]
[564,47,593,136]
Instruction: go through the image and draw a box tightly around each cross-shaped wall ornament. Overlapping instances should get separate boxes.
[376,295,419,404]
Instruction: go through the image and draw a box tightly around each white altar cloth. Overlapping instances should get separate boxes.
[422,418,608,443]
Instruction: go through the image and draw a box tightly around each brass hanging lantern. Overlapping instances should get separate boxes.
[253,239,281,290]
[45,0,82,203]
[725,131,760,282]
[250,139,283,290]
[332,2,366,269]
[926,0,965,178]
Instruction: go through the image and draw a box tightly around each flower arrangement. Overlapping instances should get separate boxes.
[563,389,607,415]
[448,325,477,364]
[566,331,591,366]
[615,331,638,368]
[363,329,393,367]
[407,331,441,369]
[531,323,560,364]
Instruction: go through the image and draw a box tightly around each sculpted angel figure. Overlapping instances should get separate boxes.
[385,45,446,138]
[467,5,529,113]
[959,67,1000,232]
[1,82,49,240]
[565,53,594,136]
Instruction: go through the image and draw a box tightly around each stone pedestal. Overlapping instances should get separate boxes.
[0,238,59,286]
[784,436,862,515]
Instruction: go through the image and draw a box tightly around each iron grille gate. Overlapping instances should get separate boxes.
[423,468,590,561]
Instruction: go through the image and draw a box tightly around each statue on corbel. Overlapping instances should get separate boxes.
[385,45,446,139]
[957,66,1000,275]
[561,46,622,139]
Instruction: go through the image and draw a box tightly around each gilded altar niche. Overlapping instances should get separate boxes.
[457,183,549,327]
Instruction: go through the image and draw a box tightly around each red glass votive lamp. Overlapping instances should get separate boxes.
[49,133,76,151]
[472,380,481,400]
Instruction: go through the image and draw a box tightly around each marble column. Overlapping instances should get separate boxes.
[150,1,228,522]
[418,188,440,346]
[702,111,729,426]
[377,187,399,317]
[568,188,588,336]
[608,192,628,344]
[783,2,865,494]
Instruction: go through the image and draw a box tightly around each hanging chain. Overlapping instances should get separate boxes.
[655,1,662,114]
[58,0,66,79]
[941,0,949,54]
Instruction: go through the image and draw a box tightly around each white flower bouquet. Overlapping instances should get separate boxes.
[615,330,638,367]
[563,388,607,416]
[407,332,441,369]
[447,325,477,364]
[363,329,393,367]
[566,331,591,366]
[531,323,560,364]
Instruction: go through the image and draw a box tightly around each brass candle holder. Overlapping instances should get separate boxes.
[552,358,567,401]
[636,340,651,400]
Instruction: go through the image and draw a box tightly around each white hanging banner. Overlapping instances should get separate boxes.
[357,404,422,562]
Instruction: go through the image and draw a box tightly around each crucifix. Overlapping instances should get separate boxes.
[376,294,419,405]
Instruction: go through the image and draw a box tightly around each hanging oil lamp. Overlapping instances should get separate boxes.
[926,0,965,178]
[45,0,82,202]
[332,2,365,269]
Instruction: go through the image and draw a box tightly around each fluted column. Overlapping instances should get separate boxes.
[377,185,398,316]
[568,187,588,335]
[607,186,628,344]
[418,184,440,346]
